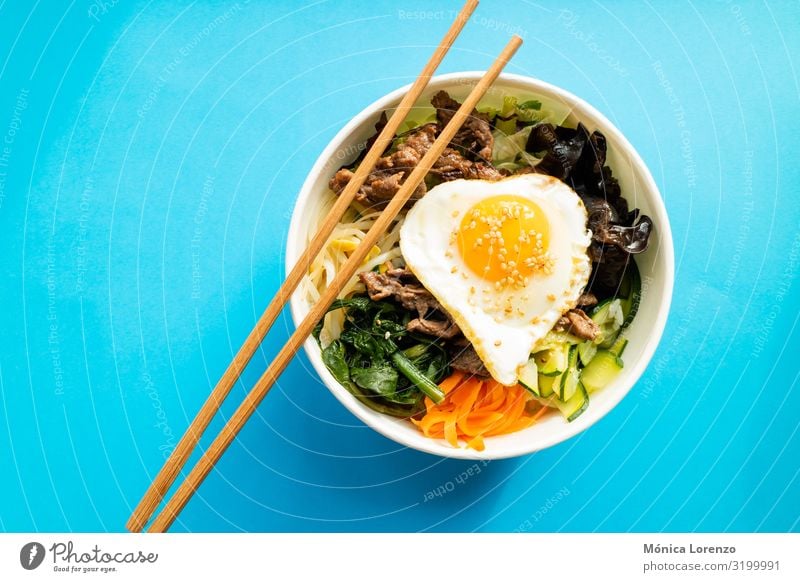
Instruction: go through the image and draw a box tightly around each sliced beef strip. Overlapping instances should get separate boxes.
[330,166,428,206]
[358,269,461,339]
[407,317,460,339]
[449,342,490,378]
[553,309,601,341]
[430,148,504,181]
[431,90,494,161]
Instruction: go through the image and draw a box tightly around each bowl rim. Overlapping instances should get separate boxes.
[286,71,674,460]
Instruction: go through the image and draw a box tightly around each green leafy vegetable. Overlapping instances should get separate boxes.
[519,99,542,111]
[390,350,445,403]
[318,294,449,416]
[322,339,423,418]
[351,361,398,397]
[321,340,352,388]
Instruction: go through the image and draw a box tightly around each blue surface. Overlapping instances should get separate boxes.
[0,0,798,533]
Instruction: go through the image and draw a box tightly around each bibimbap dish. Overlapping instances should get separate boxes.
[288,73,673,458]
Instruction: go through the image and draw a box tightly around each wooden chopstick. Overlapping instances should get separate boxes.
[125,0,479,533]
[148,35,523,533]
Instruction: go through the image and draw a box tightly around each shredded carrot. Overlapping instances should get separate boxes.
[412,372,551,451]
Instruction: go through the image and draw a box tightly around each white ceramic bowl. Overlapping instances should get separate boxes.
[287,72,674,460]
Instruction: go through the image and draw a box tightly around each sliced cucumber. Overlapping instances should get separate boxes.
[558,345,580,401]
[518,359,539,395]
[581,349,624,393]
[609,336,628,357]
[556,382,590,422]
[592,298,624,348]
[591,298,614,320]
[619,260,642,328]
[535,330,581,351]
[577,340,598,366]
[534,344,569,376]
[538,373,558,397]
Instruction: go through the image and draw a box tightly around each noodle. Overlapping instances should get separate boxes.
[301,191,406,347]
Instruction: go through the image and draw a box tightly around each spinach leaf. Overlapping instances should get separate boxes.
[328,296,372,314]
[351,361,398,397]
[340,328,387,361]
[319,294,447,411]
[321,340,354,389]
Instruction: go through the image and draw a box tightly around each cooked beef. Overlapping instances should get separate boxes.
[369,172,405,200]
[329,127,501,207]
[431,91,494,161]
[396,123,438,159]
[407,317,460,339]
[358,269,461,339]
[431,148,503,181]
[359,268,435,312]
[577,292,598,308]
[329,124,437,207]
[449,342,490,378]
[329,91,504,207]
[554,309,601,341]
[358,269,400,301]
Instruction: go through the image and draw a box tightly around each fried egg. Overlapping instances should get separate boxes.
[400,174,592,385]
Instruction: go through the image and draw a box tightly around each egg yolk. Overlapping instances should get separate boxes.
[456,195,552,286]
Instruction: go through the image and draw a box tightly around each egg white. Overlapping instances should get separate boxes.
[400,174,592,386]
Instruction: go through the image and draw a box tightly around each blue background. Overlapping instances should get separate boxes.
[0,0,798,533]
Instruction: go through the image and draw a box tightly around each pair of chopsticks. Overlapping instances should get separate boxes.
[128,0,522,533]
